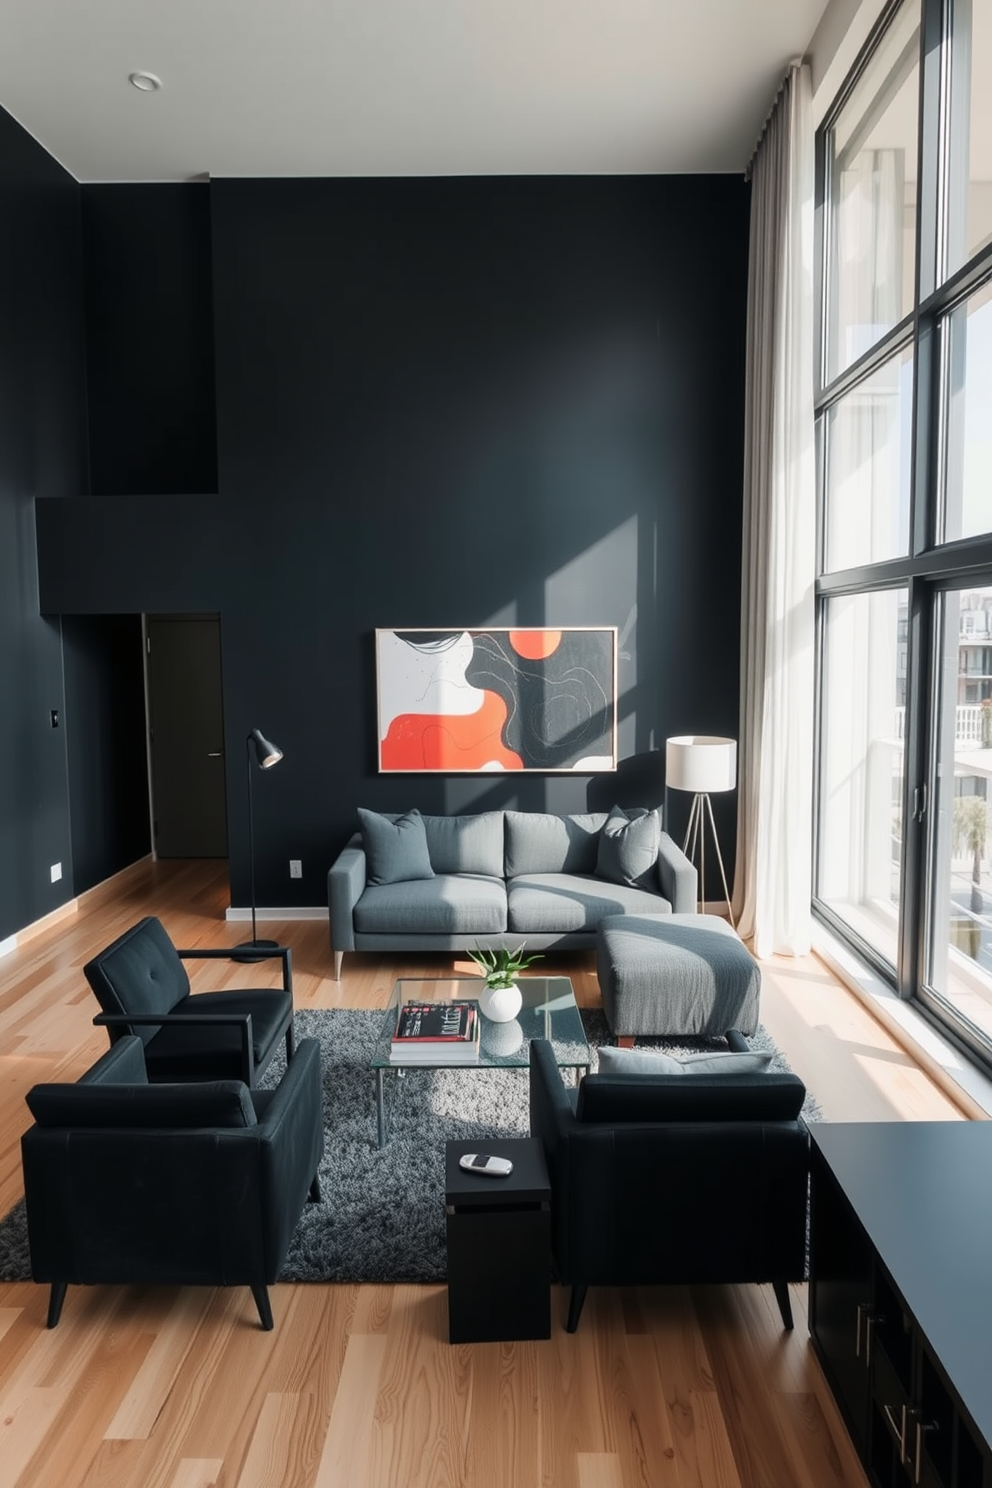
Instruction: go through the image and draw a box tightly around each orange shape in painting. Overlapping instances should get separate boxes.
[381,689,522,771]
[509,629,561,660]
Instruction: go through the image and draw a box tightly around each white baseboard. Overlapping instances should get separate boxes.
[225,906,328,923]
[701,899,732,919]
[1,894,79,958]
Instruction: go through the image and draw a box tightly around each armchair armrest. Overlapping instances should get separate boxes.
[176,944,293,995]
[253,1036,321,1136]
[657,831,698,913]
[328,840,367,954]
[252,1038,325,1270]
[93,1011,254,1084]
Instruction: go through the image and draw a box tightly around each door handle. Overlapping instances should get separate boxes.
[207,751,224,757]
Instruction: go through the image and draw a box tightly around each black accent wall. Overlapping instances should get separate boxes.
[0,106,159,942]
[0,106,84,941]
[81,184,218,496]
[36,174,750,912]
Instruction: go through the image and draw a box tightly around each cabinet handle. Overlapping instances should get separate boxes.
[912,1416,935,1485]
[854,1303,882,1366]
[882,1402,906,1463]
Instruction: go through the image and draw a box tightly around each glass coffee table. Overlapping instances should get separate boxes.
[371,976,591,1146]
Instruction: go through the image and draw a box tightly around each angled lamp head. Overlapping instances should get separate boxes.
[248,728,283,769]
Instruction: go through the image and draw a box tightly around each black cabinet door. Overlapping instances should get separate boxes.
[809,1146,875,1451]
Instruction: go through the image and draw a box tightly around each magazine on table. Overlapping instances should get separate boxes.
[390,1000,481,1062]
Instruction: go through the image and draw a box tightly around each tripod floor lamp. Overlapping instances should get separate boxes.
[239,728,284,952]
[665,735,737,929]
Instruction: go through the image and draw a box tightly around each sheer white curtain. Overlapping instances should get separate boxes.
[733,64,816,957]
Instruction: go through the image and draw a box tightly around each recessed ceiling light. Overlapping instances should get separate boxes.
[128,72,162,92]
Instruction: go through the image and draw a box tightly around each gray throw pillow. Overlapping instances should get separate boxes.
[358,807,435,887]
[596,806,661,889]
[597,1045,772,1076]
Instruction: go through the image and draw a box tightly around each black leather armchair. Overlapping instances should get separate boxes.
[21,1034,324,1330]
[84,915,295,1085]
[529,1033,809,1332]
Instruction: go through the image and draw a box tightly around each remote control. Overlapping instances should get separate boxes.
[459,1152,513,1177]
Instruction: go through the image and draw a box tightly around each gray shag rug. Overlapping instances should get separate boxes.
[0,1009,821,1286]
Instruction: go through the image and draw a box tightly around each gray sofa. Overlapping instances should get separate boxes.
[327,808,697,980]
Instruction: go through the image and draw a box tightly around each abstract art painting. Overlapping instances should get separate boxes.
[376,628,617,773]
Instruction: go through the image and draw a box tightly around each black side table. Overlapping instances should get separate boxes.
[444,1137,551,1344]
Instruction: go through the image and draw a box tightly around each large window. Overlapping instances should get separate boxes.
[825,0,920,383]
[815,0,992,1066]
[819,589,907,964]
[823,347,913,570]
[940,278,992,542]
[928,585,992,1044]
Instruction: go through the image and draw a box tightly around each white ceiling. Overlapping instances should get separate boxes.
[0,0,830,183]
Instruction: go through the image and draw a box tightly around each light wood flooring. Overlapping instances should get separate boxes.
[0,857,972,1488]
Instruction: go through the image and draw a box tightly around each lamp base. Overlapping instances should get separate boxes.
[232,937,281,961]
[682,792,736,930]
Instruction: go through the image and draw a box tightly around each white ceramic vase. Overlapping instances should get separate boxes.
[478,980,522,1023]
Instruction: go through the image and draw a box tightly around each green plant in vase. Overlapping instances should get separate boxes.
[468,943,543,989]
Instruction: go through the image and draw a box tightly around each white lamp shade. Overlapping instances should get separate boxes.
[665,735,737,794]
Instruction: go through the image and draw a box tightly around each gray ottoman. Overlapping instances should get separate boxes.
[596,912,760,1038]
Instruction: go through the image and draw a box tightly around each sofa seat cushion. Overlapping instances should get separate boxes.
[354,874,508,935]
[507,874,670,934]
[140,989,294,1082]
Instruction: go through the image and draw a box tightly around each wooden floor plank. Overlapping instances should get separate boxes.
[166,1459,223,1488]
[312,1333,387,1488]
[577,1453,626,1488]
[233,1393,313,1488]
[0,1386,69,1488]
[103,1289,226,1442]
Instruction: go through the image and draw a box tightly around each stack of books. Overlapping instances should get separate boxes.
[389,1000,481,1064]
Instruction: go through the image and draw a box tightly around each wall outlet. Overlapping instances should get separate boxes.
[50,862,62,883]
[289,859,302,878]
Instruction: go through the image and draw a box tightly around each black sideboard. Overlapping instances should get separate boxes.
[808,1122,992,1488]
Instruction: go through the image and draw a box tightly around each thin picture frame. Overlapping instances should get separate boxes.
[375,627,618,774]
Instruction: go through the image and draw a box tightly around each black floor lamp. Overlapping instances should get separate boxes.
[239,727,284,952]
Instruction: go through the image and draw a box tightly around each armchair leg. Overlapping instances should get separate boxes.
[772,1279,794,1330]
[251,1284,274,1330]
[565,1284,588,1333]
[47,1281,68,1328]
[333,951,343,981]
[308,1172,322,1203]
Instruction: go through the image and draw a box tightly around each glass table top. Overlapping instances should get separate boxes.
[370,976,591,1071]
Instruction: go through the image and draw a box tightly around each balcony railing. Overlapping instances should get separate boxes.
[894,704,986,746]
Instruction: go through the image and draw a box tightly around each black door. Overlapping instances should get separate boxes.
[146,614,227,858]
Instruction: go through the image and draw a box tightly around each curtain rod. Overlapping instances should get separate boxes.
[744,57,805,182]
